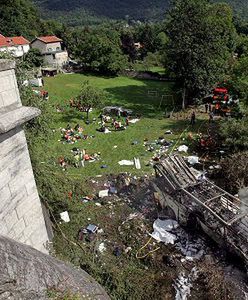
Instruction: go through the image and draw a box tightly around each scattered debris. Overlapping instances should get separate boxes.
[86,224,98,234]
[113,246,122,257]
[175,229,205,261]
[154,155,248,264]
[109,186,117,194]
[173,268,198,300]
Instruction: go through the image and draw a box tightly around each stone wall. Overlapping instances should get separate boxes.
[0,235,110,299]
[0,59,49,253]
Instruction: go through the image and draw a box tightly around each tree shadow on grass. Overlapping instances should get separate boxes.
[56,109,85,125]
[77,70,118,80]
[104,80,175,118]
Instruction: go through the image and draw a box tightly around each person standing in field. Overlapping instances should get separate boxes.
[190,111,196,125]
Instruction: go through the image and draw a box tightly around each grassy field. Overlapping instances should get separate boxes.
[36,73,206,180]
[133,63,165,74]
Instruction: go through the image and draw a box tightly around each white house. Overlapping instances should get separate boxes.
[0,34,30,57]
[31,36,68,67]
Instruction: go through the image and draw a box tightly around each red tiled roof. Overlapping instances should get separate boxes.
[36,36,62,44]
[0,35,30,47]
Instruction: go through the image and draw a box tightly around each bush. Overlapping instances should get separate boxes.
[219,151,248,193]
[219,118,248,151]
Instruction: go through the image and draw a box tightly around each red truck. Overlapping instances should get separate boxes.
[213,87,229,102]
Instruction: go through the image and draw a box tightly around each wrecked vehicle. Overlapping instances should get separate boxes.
[103,106,133,116]
[153,155,248,264]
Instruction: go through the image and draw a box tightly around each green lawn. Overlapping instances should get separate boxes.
[36,73,205,180]
[133,63,165,74]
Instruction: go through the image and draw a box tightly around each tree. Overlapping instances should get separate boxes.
[121,29,138,63]
[0,0,42,39]
[220,118,248,151]
[166,0,236,108]
[68,28,128,75]
[75,81,106,121]
[228,55,248,104]
[23,48,43,68]
[133,23,167,59]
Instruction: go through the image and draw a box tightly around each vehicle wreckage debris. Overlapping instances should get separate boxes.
[153,155,248,264]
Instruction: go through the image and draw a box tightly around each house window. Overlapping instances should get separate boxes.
[56,47,60,51]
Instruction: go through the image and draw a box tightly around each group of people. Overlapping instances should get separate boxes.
[61,124,89,144]
[72,148,100,168]
[97,114,130,133]
[190,101,221,125]
[59,148,101,170]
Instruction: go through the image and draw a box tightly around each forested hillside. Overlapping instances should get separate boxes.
[33,0,170,23]
[224,0,248,19]
[0,0,42,38]
[33,0,248,24]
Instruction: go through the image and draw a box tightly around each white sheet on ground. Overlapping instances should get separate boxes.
[178,145,188,153]
[150,219,178,244]
[60,211,70,223]
[187,156,199,165]
[129,118,140,124]
[99,190,109,198]
[118,160,134,166]
[150,219,206,260]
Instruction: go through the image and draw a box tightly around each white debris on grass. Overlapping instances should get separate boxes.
[98,242,106,253]
[178,145,189,153]
[98,190,109,198]
[127,212,143,221]
[214,165,221,169]
[173,267,198,300]
[134,157,141,169]
[118,160,134,166]
[121,212,144,225]
[104,128,111,134]
[187,156,199,165]
[129,118,140,124]
[60,211,70,223]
